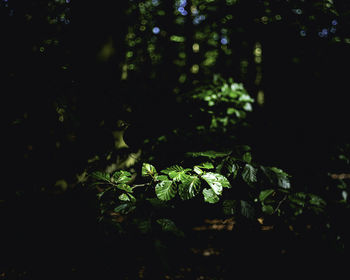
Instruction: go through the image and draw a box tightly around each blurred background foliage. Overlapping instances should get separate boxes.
[2,0,350,196]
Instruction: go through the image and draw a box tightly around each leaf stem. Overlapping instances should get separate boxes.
[274,195,288,214]
[132,183,151,189]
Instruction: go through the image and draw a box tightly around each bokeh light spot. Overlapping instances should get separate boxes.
[192,43,200,52]
[152,27,160,34]
[221,38,228,45]
[191,64,199,74]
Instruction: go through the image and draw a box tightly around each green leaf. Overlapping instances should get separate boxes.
[178,175,201,200]
[168,170,186,182]
[242,152,252,164]
[261,166,291,189]
[243,102,253,111]
[161,165,190,182]
[308,194,326,214]
[309,194,326,207]
[202,173,221,195]
[240,200,255,219]
[155,180,177,201]
[231,163,239,178]
[217,173,231,188]
[289,192,307,207]
[277,176,290,189]
[270,167,289,177]
[193,166,203,175]
[114,203,136,214]
[134,219,152,234]
[203,188,220,203]
[96,187,113,199]
[242,164,257,185]
[196,162,215,169]
[222,200,237,215]
[155,175,169,181]
[114,203,129,213]
[227,107,236,115]
[259,189,275,202]
[161,165,183,175]
[91,171,110,182]
[156,218,185,237]
[202,172,231,195]
[260,166,274,184]
[116,184,133,193]
[262,205,274,215]
[97,192,105,199]
[186,150,230,159]
[142,163,157,177]
[112,170,131,184]
[236,145,251,154]
[118,193,136,202]
[270,167,291,188]
[217,157,239,178]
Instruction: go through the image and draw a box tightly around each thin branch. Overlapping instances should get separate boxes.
[273,195,288,214]
[132,182,151,189]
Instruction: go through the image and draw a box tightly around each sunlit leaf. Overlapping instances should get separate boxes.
[277,176,290,189]
[112,170,132,184]
[202,172,231,195]
[193,166,203,175]
[231,162,239,178]
[196,162,215,169]
[269,167,291,189]
[161,165,183,175]
[203,188,220,203]
[91,171,110,182]
[116,184,133,193]
[142,163,157,177]
[161,165,190,182]
[259,189,275,202]
[242,164,257,185]
[155,175,169,181]
[169,170,187,182]
[118,193,136,202]
[178,175,201,200]
[202,173,221,195]
[155,180,176,201]
[186,150,230,158]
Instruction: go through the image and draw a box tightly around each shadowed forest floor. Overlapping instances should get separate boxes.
[1,191,348,280]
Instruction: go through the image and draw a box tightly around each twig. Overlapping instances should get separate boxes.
[273,195,288,214]
[132,183,151,189]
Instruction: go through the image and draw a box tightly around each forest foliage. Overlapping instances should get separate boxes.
[2,0,350,266]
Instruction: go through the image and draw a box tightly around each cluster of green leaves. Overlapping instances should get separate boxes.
[90,147,327,237]
[211,148,327,219]
[191,75,254,131]
[142,162,230,203]
[91,170,135,202]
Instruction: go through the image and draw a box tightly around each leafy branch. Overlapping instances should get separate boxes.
[89,148,328,236]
